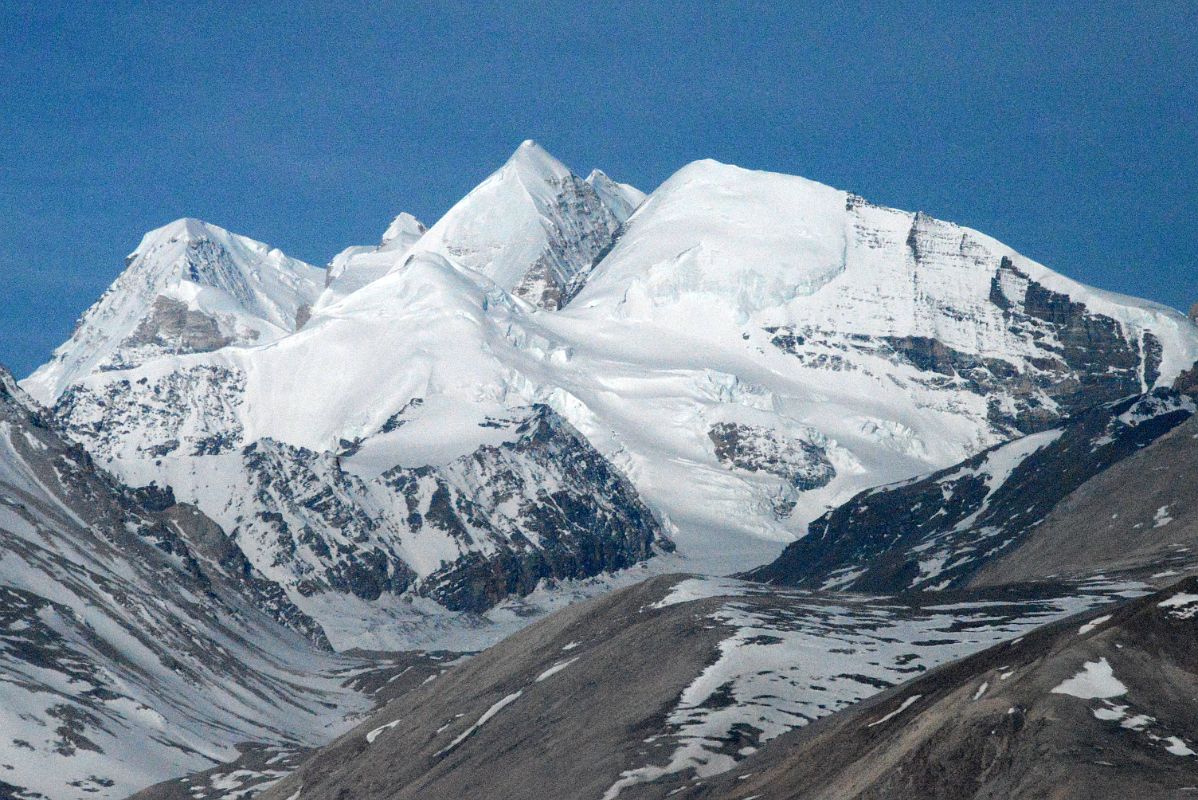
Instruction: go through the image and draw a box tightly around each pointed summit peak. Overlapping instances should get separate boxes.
[399,140,636,310]
[139,216,224,247]
[21,218,323,404]
[131,217,266,266]
[501,139,572,183]
[164,216,208,234]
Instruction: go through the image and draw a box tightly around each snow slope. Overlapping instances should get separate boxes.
[318,212,427,309]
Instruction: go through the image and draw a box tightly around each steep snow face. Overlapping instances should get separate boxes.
[409,140,631,310]
[319,212,428,309]
[0,366,370,800]
[22,218,324,405]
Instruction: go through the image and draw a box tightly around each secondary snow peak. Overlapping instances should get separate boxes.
[381,212,427,248]
[319,212,429,305]
[586,169,647,221]
[21,218,323,404]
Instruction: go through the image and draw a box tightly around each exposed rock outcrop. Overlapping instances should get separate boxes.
[746,390,1197,592]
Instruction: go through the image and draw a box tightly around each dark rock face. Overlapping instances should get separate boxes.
[1175,360,1198,396]
[124,295,235,356]
[396,406,669,613]
[180,235,265,311]
[8,373,330,650]
[708,422,835,497]
[746,390,1196,593]
[54,365,246,460]
[511,175,623,310]
[221,405,669,616]
[294,303,312,330]
[767,257,1164,437]
[993,259,1151,426]
[239,438,418,603]
[165,503,332,647]
[380,396,423,433]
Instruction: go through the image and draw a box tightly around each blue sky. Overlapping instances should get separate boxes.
[2,1,1195,378]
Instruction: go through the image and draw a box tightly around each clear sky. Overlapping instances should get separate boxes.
[2,1,1195,378]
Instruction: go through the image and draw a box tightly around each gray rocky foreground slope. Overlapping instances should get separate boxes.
[241,574,1142,800]
[0,367,437,799]
[687,577,1198,800]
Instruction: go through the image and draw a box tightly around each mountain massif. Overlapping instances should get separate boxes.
[4,142,1198,799]
[19,142,1198,649]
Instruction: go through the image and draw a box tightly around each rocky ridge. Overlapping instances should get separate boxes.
[747,390,1198,592]
[0,366,388,799]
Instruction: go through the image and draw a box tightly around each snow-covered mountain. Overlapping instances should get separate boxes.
[24,143,1198,650]
[22,218,324,405]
